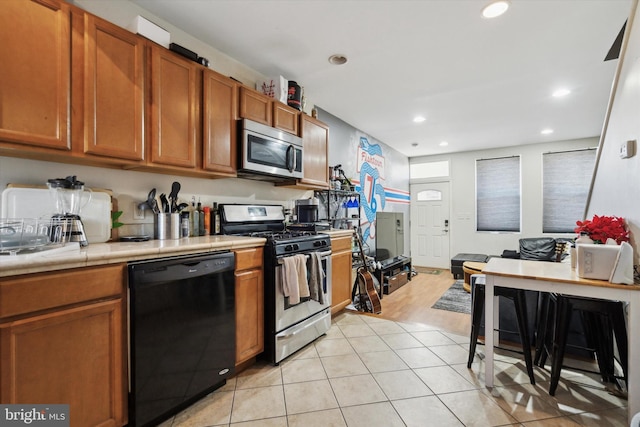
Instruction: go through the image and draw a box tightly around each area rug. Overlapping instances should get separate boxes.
[431,280,471,314]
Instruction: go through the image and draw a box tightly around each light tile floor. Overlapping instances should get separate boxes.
[159,311,628,427]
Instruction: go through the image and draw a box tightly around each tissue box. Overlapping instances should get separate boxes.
[129,16,170,48]
[576,244,620,281]
[256,76,288,104]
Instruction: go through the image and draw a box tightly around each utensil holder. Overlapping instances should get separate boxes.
[155,213,180,240]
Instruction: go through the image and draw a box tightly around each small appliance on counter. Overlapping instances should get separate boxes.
[295,197,319,223]
[290,197,330,232]
[47,176,91,246]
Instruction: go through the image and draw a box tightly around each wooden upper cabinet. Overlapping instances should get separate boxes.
[299,115,330,188]
[239,87,272,126]
[0,0,71,151]
[82,14,145,161]
[273,102,300,135]
[202,69,238,175]
[148,45,198,168]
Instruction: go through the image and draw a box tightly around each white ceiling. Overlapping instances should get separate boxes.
[130,0,631,158]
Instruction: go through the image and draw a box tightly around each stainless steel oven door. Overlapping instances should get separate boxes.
[274,249,332,333]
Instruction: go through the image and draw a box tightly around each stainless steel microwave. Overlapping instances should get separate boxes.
[238,119,303,180]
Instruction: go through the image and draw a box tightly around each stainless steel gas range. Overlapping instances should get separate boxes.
[220,204,332,364]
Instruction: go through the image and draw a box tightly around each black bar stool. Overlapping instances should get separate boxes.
[534,293,628,395]
[467,274,536,385]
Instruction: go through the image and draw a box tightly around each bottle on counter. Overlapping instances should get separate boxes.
[190,197,199,237]
[212,202,220,235]
[197,198,204,236]
[180,212,190,238]
[203,206,211,235]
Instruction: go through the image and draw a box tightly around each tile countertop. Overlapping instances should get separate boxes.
[0,235,266,278]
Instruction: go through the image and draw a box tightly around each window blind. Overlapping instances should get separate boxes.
[542,148,596,233]
[476,156,521,232]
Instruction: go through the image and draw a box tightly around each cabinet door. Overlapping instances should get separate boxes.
[83,13,145,161]
[239,87,272,126]
[235,268,264,364]
[149,45,198,168]
[273,102,299,135]
[0,0,71,151]
[0,299,126,427]
[331,236,353,314]
[202,69,238,174]
[299,115,330,188]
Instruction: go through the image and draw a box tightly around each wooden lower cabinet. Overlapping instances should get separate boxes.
[0,264,127,427]
[331,235,354,314]
[234,247,265,365]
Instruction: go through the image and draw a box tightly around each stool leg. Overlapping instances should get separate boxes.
[534,292,550,366]
[549,297,572,396]
[514,290,536,385]
[467,285,485,368]
[583,311,615,384]
[610,302,628,386]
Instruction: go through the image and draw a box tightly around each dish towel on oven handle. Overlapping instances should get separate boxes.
[282,254,310,305]
[308,252,325,304]
[296,254,310,300]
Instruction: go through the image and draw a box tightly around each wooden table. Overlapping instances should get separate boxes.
[462,261,486,293]
[482,257,640,423]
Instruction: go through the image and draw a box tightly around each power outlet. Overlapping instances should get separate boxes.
[133,202,145,220]
[620,140,636,159]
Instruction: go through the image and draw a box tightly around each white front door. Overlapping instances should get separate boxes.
[410,182,450,268]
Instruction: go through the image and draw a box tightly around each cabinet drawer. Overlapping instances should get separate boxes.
[331,236,352,252]
[235,247,264,271]
[0,264,125,319]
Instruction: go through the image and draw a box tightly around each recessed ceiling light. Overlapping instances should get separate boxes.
[413,116,426,123]
[439,141,449,146]
[552,88,571,98]
[481,0,510,19]
[541,128,554,135]
[328,54,348,65]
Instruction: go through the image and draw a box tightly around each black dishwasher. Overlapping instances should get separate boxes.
[128,251,236,427]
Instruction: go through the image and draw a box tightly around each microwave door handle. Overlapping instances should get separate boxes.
[286,144,295,172]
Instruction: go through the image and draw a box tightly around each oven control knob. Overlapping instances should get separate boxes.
[314,240,327,247]
[285,244,299,252]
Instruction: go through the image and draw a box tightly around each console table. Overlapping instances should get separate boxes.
[375,256,412,298]
[482,257,640,423]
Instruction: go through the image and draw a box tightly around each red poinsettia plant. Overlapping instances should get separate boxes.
[574,215,630,244]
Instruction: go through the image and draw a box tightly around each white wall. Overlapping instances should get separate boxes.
[411,137,599,257]
[588,0,640,264]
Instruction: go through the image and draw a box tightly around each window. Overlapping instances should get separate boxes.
[416,190,442,201]
[542,148,596,233]
[410,160,449,179]
[476,156,521,232]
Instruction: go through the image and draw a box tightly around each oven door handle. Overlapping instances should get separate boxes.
[316,250,332,258]
[279,315,327,339]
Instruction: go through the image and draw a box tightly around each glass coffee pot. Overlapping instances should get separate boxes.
[47,176,91,246]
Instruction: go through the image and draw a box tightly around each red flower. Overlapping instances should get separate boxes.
[574,215,630,244]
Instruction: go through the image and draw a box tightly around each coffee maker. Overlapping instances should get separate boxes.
[47,176,91,246]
